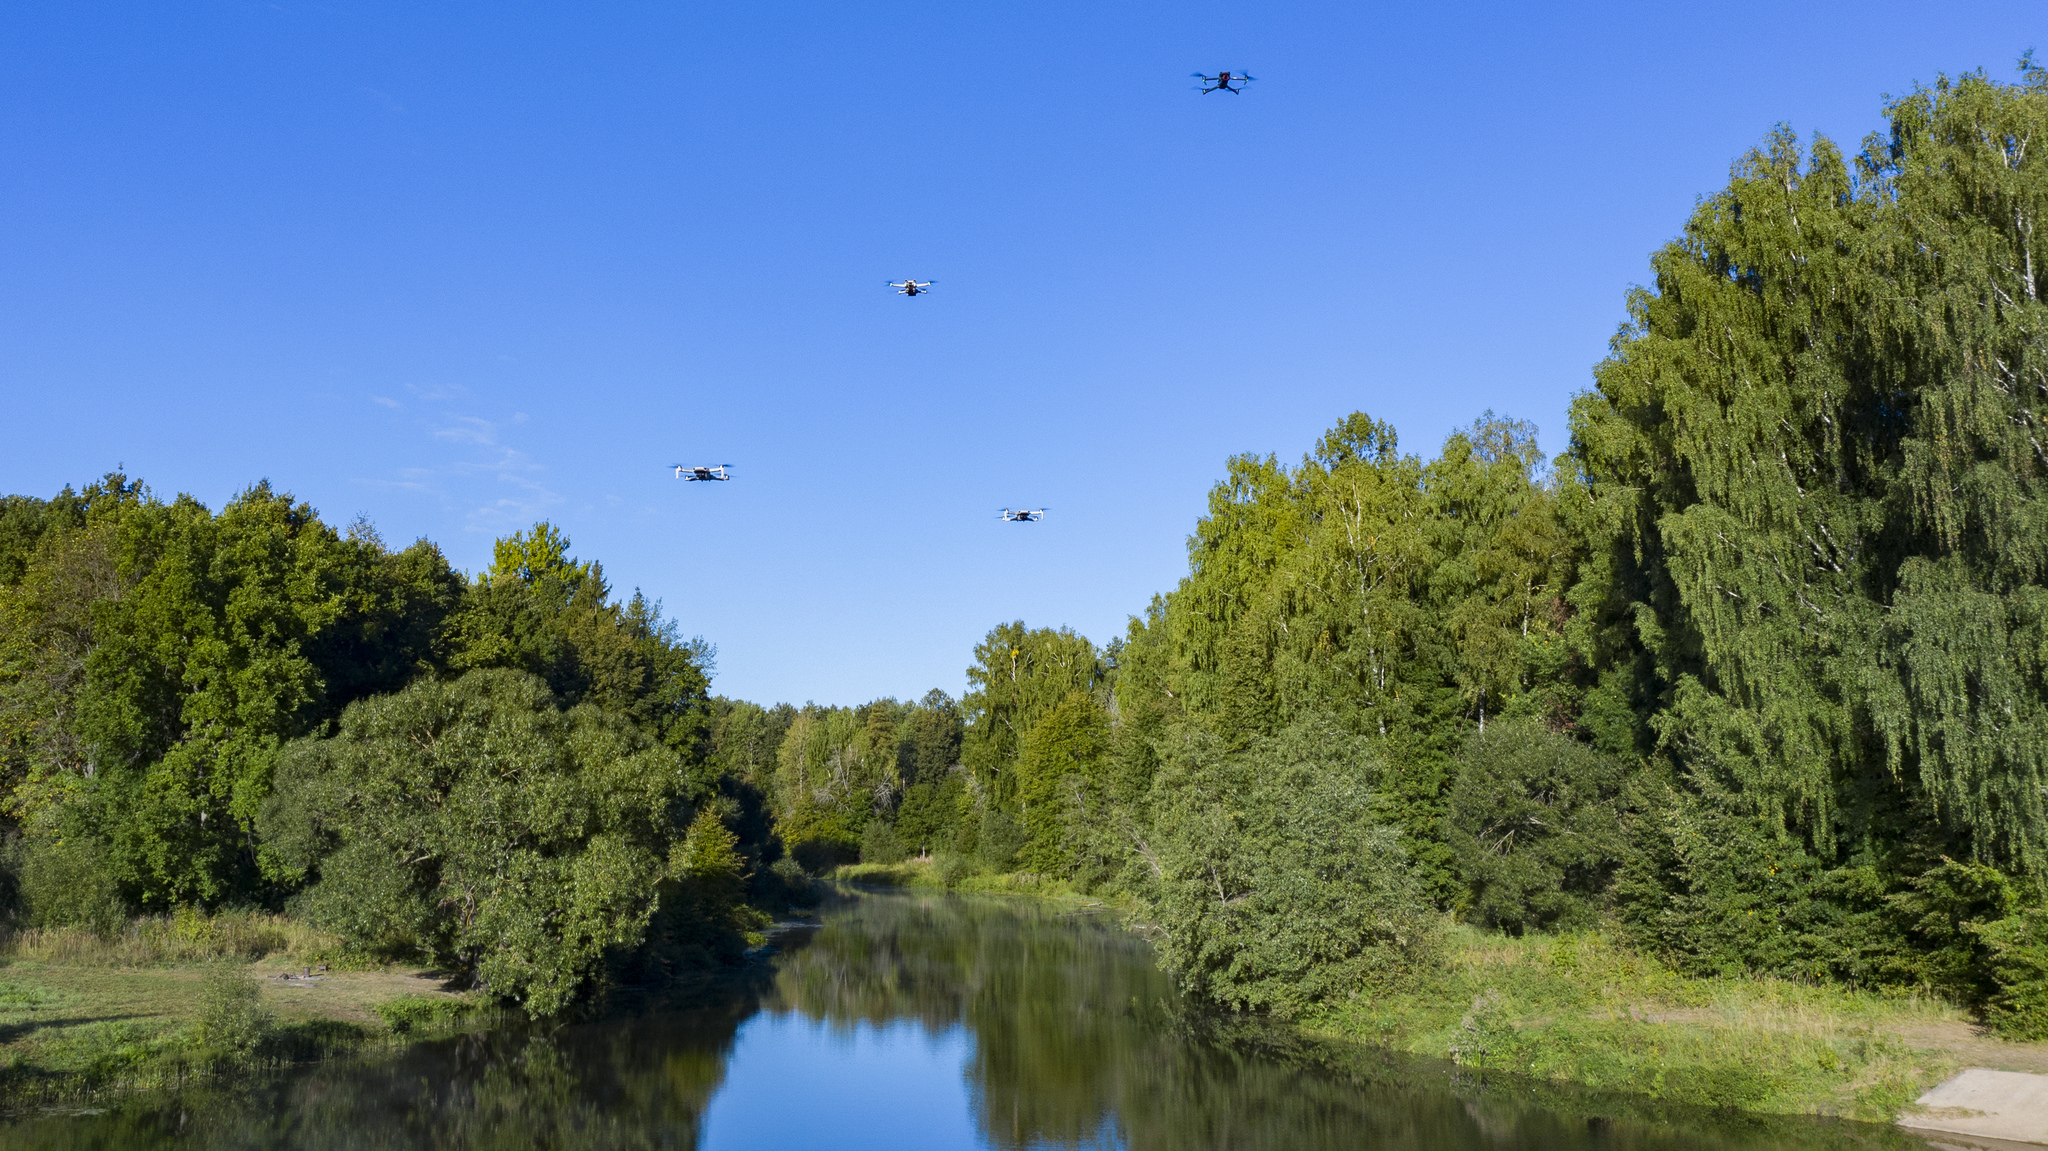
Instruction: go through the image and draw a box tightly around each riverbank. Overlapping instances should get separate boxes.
[0,911,485,1109]
[1305,925,2048,1123]
[832,857,1142,908]
[836,860,2048,1125]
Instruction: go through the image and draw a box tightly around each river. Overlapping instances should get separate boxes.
[3,887,1933,1150]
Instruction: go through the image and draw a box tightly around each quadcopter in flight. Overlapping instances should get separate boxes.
[1192,71,1255,94]
[889,280,936,296]
[672,464,733,482]
[999,508,1047,523]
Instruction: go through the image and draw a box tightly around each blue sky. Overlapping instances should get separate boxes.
[1,2,2039,706]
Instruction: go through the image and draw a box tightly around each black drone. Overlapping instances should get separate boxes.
[1192,71,1254,94]
[672,464,733,482]
[999,508,1047,523]
[888,280,935,296]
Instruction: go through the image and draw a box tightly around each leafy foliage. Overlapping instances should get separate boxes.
[1448,718,1627,934]
[195,963,273,1062]
[1148,715,1441,1017]
[260,669,699,1016]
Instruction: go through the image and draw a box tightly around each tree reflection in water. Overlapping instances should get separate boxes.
[1,888,1928,1151]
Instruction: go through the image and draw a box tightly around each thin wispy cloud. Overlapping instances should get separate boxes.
[433,416,498,446]
[351,387,562,541]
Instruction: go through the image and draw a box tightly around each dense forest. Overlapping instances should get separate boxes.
[4,68,2048,1035]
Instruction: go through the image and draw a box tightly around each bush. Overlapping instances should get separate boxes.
[258,669,691,1017]
[859,819,908,865]
[1447,989,1515,1070]
[1978,908,2048,1040]
[768,857,812,903]
[195,963,272,1062]
[375,995,474,1035]
[788,837,856,875]
[1448,718,1626,934]
[933,852,975,890]
[8,835,125,935]
[1149,714,1443,1017]
[976,808,1025,872]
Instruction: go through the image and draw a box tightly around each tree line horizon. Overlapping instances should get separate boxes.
[3,64,2048,1034]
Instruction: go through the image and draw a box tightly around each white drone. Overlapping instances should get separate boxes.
[673,464,733,482]
[889,280,936,296]
[999,508,1047,522]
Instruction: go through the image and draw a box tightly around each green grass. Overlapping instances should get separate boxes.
[1307,925,2040,1121]
[832,872,2048,1121]
[0,909,487,1109]
[831,858,1131,904]
[8,906,342,968]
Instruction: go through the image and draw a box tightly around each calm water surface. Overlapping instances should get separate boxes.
[4,888,1933,1150]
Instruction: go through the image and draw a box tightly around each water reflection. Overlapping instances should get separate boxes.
[1,888,1933,1151]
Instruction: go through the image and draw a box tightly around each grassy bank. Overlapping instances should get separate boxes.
[837,864,2048,1122]
[0,910,485,1109]
[1311,926,2048,1123]
[832,857,1130,905]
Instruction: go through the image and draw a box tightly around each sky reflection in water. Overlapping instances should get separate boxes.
[699,1017,979,1151]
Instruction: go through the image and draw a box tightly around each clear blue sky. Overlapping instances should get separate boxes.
[1,2,2037,706]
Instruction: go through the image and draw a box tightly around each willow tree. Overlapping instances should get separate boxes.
[1571,63,2048,880]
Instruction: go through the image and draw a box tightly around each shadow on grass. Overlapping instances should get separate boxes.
[0,1014,151,1044]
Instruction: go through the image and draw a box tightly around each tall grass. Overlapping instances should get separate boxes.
[2,907,341,966]
[1317,925,1975,1120]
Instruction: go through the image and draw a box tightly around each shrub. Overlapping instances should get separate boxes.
[976,809,1025,872]
[1149,714,1443,1017]
[788,837,856,875]
[859,819,908,865]
[1978,908,2048,1040]
[768,857,812,902]
[1448,718,1626,934]
[375,995,474,1035]
[1447,989,1515,1070]
[259,669,692,1017]
[195,963,272,1062]
[8,835,125,935]
[933,852,975,890]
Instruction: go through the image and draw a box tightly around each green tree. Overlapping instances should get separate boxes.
[66,482,462,905]
[1126,410,1577,898]
[1149,714,1441,1017]
[260,668,698,1016]
[892,690,965,856]
[1447,717,1627,934]
[1567,64,2048,995]
[449,523,711,754]
[1013,690,1110,877]
[960,623,1103,865]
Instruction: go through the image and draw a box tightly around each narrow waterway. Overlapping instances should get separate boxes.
[5,888,1931,1150]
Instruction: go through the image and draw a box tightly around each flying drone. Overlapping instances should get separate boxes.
[672,464,733,482]
[1192,71,1255,94]
[999,508,1047,523]
[888,280,935,296]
